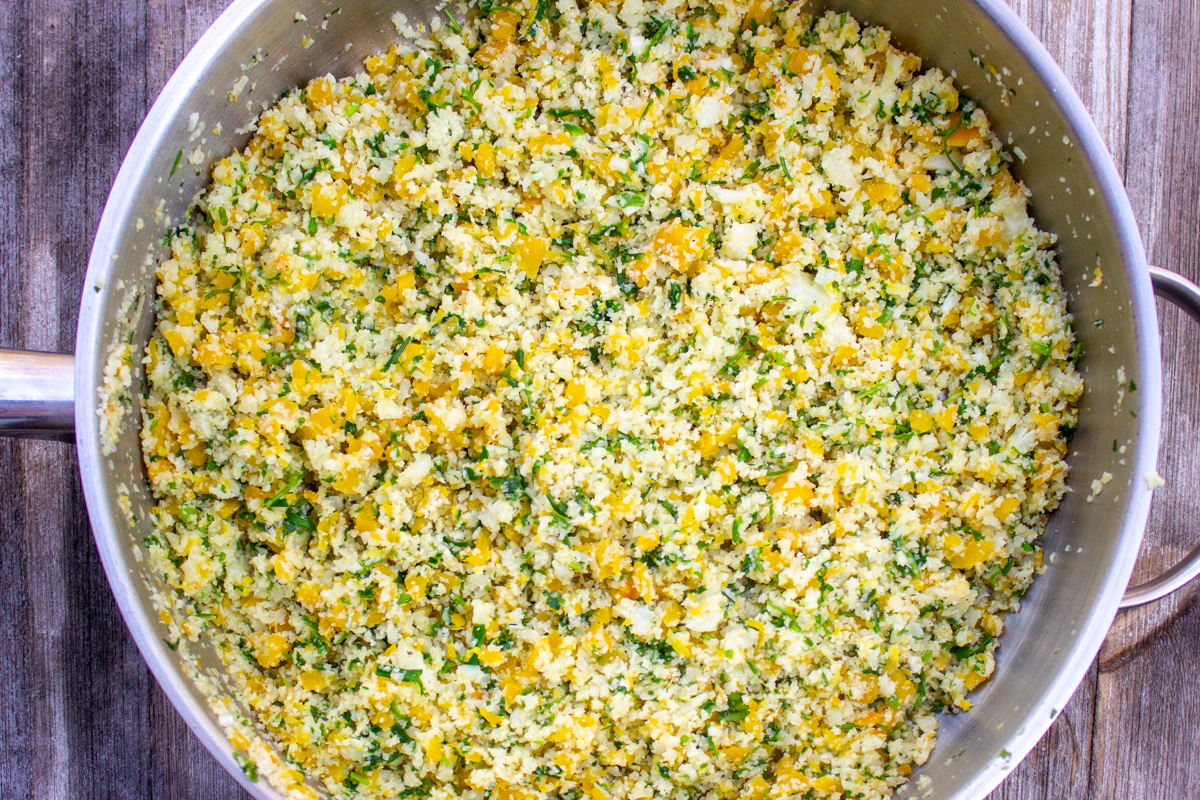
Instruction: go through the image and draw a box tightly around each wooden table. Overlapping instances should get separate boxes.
[1,1,1197,797]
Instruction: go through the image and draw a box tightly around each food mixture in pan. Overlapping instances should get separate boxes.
[137,1,1083,798]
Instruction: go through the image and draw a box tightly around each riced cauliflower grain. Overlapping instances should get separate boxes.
[138,1,1083,798]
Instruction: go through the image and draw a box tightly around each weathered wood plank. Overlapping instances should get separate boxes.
[8,0,162,795]
[0,0,30,794]
[1007,0,1131,165]
[4,1,138,798]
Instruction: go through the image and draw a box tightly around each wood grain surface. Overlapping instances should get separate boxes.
[1,1,1197,798]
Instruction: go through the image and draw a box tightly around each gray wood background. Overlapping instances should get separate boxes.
[0,0,1197,797]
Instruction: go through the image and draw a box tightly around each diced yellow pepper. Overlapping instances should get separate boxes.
[163,329,188,358]
[474,9,520,66]
[995,496,1020,521]
[743,0,775,28]
[909,409,934,433]
[768,470,814,508]
[722,744,753,763]
[715,455,738,485]
[666,632,692,657]
[830,344,858,366]
[964,670,988,690]
[812,776,843,794]
[529,132,571,153]
[259,114,289,143]
[196,336,234,367]
[475,142,496,178]
[652,221,708,275]
[944,533,994,569]
[483,343,507,375]
[514,235,547,280]
[351,506,380,540]
[306,77,334,109]
[364,45,398,76]
[855,311,885,339]
[865,180,899,209]
[295,582,322,607]
[300,671,328,691]
[565,382,587,407]
[787,49,818,76]
[300,407,340,440]
[291,359,320,395]
[254,632,291,668]
[312,180,348,218]
[947,122,982,148]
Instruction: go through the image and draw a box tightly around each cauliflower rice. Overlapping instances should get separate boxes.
[138,1,1083,798]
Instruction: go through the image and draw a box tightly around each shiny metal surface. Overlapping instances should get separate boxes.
[6,0,1179,797]
[0,349,76,442]
[1117,267,1200,608]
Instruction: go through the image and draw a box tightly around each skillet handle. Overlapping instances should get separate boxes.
[1119,266,1200,608]
[0,349,76,442]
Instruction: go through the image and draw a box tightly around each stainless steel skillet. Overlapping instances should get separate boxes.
[1,1,1198,798]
